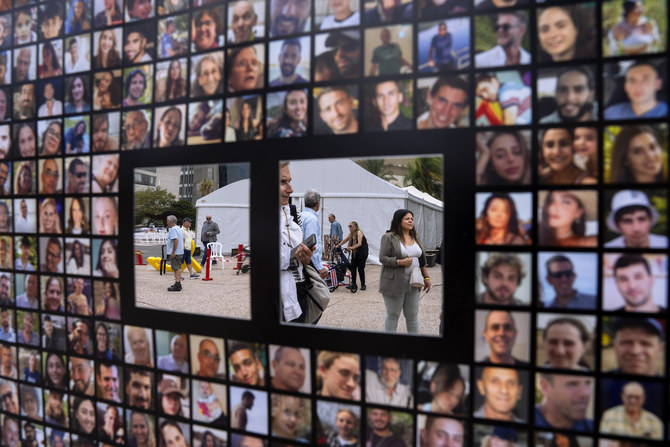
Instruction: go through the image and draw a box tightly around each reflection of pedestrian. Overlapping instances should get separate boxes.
[337,221,368,293]
[200,215,220,266]
[166,215,184,292]
[181,218,199,279]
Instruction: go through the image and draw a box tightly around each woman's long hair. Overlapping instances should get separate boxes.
[477,193,522,241]
[131,411,156,447]
[237,100,255,131]
[94,30,121,69]
[481,131,531,185]
[69,240,84,268]
[388,208,415,240]
[165,60,186,100]
[539,128,575,172]
[539,191,586,245]
[536,5,596,62]
[67,197,90,234]
[610,125,666,183]
[159,421,188,447]
[268,89,306,136]
[156,106,182,146]
[67,76,91,104]
[41,41,62,72]
[96,239,118,277]
[192,54,222,97]
[44,353,68,388]
[71,397,94,433]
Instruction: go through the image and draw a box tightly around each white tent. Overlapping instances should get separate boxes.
[195,178,250,254]
[194,160,444,261]
[286,159,443,265]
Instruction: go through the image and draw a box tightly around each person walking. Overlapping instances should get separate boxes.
[181,218,199,279]
[200,215,220,266]
[166,215,184,292]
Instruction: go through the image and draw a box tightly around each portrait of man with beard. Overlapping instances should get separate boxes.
[539,65,597,124]
[269,38,309,87]
[476,252,530,306]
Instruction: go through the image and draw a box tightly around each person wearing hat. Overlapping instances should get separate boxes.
[538,190,597,247]
[181,217,199,279]
[599,380,663,440]
[481,426,518,447]
[158,378,186,417]
[543,254,596,310]
[611,254,664,313]
[607,317,665,376]
[419,416,464,447]
[324,30,361,79]
[605,190,668,248]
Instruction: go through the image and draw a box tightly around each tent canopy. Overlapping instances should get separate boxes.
[194,160,444,262]
[195,178,250,254]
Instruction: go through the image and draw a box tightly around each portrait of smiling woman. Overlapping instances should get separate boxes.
[476,130,531,185]
[191,52,224,97]
[539,128,597,185]
[607,124,668,183]
[536,4,596,63]
[267,89,308,138]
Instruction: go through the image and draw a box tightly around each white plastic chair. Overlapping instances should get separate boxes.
[207,242,225,271]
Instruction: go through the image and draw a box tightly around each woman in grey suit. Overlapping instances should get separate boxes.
[378,209,432,333]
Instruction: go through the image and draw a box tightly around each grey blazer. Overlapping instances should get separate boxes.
[378,232,426,296]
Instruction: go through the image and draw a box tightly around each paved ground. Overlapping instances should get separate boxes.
[134,251,443,336]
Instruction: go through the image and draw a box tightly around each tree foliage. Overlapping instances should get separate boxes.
[356,159,394,182]
[404,157,443,200]
[135,187,178,225]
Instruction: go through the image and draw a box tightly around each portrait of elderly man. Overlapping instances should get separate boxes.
[365,357,413,407]
[604,317,665,376]
[157,333,189,374]
[476,252,529,306]
[228,1,261,43]
[600,380,663,440]
[124,326,153,367]
[122,110,151,150]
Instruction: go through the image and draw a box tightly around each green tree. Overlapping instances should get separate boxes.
[200,178,214,198]
[134,187,177,225]
[404,157,443,200]
[172,199,196,223]
[356,159,394,182]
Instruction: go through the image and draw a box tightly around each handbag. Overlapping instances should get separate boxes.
[410,266,424,288]
[297,264,331,324]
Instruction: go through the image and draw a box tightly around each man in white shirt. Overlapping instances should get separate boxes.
[14,200,34,233]
[365,357,413,407]
[475,11,530,68]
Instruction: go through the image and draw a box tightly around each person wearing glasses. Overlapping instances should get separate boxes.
[39,159,61,195]
[543,254,596,310]
[475,11,530,68]
[123,110,150,150]
[195,338,225,379]
[66,159,88,194]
